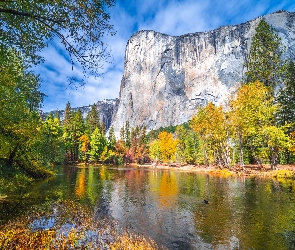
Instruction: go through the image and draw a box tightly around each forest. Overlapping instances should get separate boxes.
[1,17,295,188]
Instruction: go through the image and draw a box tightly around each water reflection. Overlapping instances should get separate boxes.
[2,166,295,249]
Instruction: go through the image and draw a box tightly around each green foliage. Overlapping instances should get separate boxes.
[245,19,285,89]
[85,103,101,134]
[63,108,85,162]
[230,81,290,168]
[0,45,55,177]
[89,127,107,162]
[147,124,179,141]
[108,126,116,150]
[190,103,231,168]
[0,0,115,80]
[175,125,200,164]
[277,60,295,132]
[149,140,161,161]
[32,114,65,165]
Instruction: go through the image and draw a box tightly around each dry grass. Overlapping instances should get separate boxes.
[0,200,162,249]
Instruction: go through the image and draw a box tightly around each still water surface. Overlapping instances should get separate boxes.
[2,165,295,249]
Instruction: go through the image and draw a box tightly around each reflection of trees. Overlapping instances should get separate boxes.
[193,176,233,247]
[191,176,295,249]
[75,168,86,199]
[124,169,146,197]
[158,172,178,208]
[237,178,295,249]
[87,166,98,204]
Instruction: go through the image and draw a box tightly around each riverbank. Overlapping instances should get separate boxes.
[136,163,295,179]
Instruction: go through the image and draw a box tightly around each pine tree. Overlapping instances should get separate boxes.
[278,61,295,131]
[108,126,116,150]
[63,101,72,126]
[86,103,100,134]
[245,19,285,90]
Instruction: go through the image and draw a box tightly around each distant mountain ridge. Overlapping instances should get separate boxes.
[42,98,119,130]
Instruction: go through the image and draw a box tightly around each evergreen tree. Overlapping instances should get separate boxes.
[108,126,116,150]
[63,109,85,162]
[86,103,100,134]
[72,110,85,161]
[245,19,285,90]
[278,61,295,131]
[124,121,131,148]
[63,102,72,126]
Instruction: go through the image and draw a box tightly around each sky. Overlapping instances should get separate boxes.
[36,0,295,112]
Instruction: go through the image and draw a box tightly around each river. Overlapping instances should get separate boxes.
[1,165,295,249]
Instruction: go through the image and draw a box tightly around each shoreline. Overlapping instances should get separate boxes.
[136,163,295,179]
[75,162,295,179]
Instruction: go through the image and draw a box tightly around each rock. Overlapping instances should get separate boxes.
[42,98,119,130]
[111,10,295,135]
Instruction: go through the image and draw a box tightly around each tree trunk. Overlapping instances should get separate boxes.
[8,145,18,166]
[239,133,244,166]
[270,146,279,170]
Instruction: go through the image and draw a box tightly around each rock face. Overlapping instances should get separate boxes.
[111,10,295,134]
[42,99,118,130]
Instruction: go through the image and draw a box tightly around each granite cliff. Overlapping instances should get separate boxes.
[111,10,295,134]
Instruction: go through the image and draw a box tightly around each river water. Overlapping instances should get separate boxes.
[2,165,295,249]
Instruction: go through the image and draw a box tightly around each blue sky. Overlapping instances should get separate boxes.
[36,0,295,112]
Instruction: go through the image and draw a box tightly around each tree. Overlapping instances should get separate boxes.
[63,102,72,126]
[190,103,231,168]
[0,45,52,177]
[277,61,295,130]
[108,126,116,150]
[245,19,285,90]
[86,103,100,134]
[158,132,178,163]
[230,81,289,169]
[79,134,90,163]
[89,127,107,162]
[277,61,295,163]
[33,114,65,165]
[63,109,85,162]
[149,140,161,162]
[0,0,116,80]
[175,125,199,164]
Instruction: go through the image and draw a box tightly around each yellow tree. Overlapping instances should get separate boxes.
[190,103,231,168]
[230,81,289,168]
[158,132,178,163]
[79,134,90,163]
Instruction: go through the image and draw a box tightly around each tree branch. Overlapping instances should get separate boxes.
[0,8,64,24]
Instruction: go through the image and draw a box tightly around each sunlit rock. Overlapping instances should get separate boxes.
[111,10,295,134]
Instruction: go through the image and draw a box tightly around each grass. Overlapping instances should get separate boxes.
[0,200,163,249]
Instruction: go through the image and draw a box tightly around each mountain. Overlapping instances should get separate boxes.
[110,10,295,135]
[42,99,118,130]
